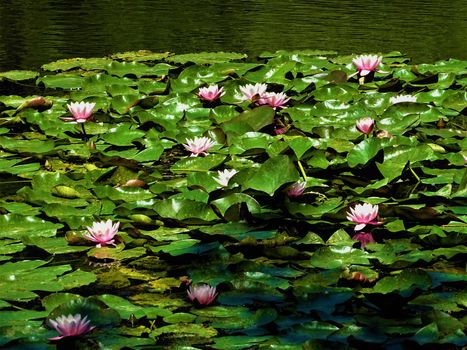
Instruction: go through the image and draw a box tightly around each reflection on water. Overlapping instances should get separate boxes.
[0,0,466,69]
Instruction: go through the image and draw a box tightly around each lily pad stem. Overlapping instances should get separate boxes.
[408,166,421,196]
[81,123,88,141]
[297,160,307,181]
[409,166,420,183]
[0,180,31,184]
[307,190,328,201]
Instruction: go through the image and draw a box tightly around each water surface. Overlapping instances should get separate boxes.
[0,0,466,69]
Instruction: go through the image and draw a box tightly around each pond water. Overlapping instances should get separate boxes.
[0,0,466,70]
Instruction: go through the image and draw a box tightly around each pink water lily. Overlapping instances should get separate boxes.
[274,125,290,135]
[347,203,383,231]
[83,219,119,248]
[239,83,268,101]
[62,102,96,123]
[353,232,376,249]
[183,136,216,157]
[198,85,225,101]
[187,284,218,305]
[258,92,290,109]
[213,169,238,187]
[352,55,383,77]
[356,117,375,135]
[389,95,417,104]
[48,314,95,340]
[287,181,306,198]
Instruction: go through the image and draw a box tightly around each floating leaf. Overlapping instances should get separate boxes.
[0,214,63,239]
[0,70,39,81]
[105,61,172,78]
[372,269,432,297]
[111,50,171,62]
[243,155,300,195]
[168,51,247,64]
[154,198,218,221]
[37,73,85,89]
[41,57,114,71]
[347,138,382,167]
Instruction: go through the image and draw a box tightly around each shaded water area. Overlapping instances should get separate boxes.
[0,0,467,70]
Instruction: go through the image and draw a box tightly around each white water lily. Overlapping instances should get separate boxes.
[183,136,216,157]
[239,83,268,100]
[213,169,238,187]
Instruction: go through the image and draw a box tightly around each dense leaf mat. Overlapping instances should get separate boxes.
[0,50,466,349]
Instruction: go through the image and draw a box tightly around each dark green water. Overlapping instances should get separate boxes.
[0,0,466,70]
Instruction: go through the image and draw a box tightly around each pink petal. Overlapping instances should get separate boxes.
[48,335,66,341]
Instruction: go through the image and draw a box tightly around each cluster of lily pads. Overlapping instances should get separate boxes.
[0,49,466,349]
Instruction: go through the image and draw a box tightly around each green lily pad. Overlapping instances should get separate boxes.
[37,73,85,89]
[0,260,95,301]
[41,57,114,71]
[243,155,300,195]
[46,297,120,328]
[0,214,63,239]
[372,269,432,297]
[105,61,172,78]
[154,198,218,221]
[347,137,382,167]
[0,70,39,81]
[168,52,247,64]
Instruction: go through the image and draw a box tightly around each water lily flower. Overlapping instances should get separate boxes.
[62,102,96,123]
[287,181,306,198]
[48,314,95,340]
[274,125,289,135]
[389,95,417,104]
[356,117,375,135]
[258,92,291,109]
[213,169,238,187]
[239,83,268,101]
[353,232,376,249]
[198,85,225,101]
[352,55,383,77]
[187,284,218,305]
[83,219,119,248]
[347,203,382,231]
[183,136,216,157]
